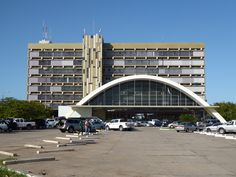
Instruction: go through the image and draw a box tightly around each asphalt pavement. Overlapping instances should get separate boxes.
[0,128,236,177]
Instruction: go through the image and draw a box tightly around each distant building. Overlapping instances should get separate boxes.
[27,34,225,122]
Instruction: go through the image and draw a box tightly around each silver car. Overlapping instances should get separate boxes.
[205,122,222,132]
[175,122,197,132]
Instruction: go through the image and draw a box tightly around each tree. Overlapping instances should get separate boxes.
[214,102,236,121]
[0,97,52,119]
[179,114,197,123]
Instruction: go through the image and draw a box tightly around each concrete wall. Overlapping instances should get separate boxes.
[58,106,92,118]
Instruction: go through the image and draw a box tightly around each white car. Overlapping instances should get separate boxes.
[46,119,58,128]
[205,122,223,132]
[13,118,35,129]
[105,119,134,131]
[217,120,236,134]
[168,121,181,129]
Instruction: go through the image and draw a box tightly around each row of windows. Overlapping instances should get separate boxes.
[104,51,194,57]
[104,59,203,65]
[39,52,83,57]
[86,80,199,106]
[37,86,82,91]
[49,77,82,82]
[38,95,82,100]
[104,68,203,75]
[104,48,203,51]
[38,60,82,65]
[39,69,82,74]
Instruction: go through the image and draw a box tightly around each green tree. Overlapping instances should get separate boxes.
[0,97,52,119]
[214,102,236,121]
[179,114,197,123]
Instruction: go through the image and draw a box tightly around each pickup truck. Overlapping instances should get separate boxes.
[217,120,236,134]
[105,119,134,131]
[13,118,36,130]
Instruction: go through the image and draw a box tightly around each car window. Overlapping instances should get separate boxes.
[227,121,233,125]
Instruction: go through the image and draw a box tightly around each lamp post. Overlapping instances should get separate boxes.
[43,67,49,109]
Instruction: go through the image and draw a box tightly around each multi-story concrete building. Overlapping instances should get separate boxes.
[27,34,225,122]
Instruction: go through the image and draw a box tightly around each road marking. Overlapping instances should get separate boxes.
[24,144,43,149]
[66,135,79,138]
[43,140,60,144]
[0,151,17,157]
[55,137,71,140]
[225,136,236,140]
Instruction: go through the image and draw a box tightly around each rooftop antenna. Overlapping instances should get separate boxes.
[39,21,51,44]
[42,21,48,40]
[98,28,102,33]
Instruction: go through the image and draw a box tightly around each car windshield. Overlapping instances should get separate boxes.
[213,122,222,126]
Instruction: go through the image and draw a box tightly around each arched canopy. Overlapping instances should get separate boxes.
[77,75,226,123]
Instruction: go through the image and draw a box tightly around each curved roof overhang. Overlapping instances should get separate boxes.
[77,75,226,123]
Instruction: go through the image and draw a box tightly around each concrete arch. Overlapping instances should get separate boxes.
[77,75,226,123]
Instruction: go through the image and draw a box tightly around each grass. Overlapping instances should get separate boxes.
[0,158,27,177]
[0,166,27,177]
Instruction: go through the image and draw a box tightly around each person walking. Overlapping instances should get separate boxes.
[79,119,84,135]
[84,119,90,134]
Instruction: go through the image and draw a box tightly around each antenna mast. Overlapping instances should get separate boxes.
[43,22,48,40]
[39,21,51,44]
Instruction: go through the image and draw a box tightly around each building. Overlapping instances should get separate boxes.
[27,34,225,122]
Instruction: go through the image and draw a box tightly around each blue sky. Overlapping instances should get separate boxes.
[0,0,235,104]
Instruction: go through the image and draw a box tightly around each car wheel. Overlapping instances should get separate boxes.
[176,130,180,132]
[170,125,174,129]
[206,128,211,132]
[0,128,3,133]
[119,126,124,131]
[60,129,66,133]
[186,128,189,132]
[68,127,74,133]
[26,124,32,130]
[105,126,110,131]
[219,128,225,134]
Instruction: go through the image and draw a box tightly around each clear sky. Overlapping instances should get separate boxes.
[0,0,235,104]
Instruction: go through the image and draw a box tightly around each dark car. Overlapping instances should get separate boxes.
[59,118,84,133]
[34,119,46,129]
[5,118,17,130]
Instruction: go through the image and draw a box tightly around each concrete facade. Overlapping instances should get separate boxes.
[27,34,205,110]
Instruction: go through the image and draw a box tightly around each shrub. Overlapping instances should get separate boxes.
[179,114,197,123]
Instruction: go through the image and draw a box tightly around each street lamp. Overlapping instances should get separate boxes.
[43,67,49,108]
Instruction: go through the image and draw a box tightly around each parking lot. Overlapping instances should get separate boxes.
[1,128,236,177]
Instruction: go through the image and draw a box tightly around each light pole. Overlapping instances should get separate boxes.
[43,67,49,109]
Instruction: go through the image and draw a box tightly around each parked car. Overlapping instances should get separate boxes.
[34,119,46,129]
[175,122,197,132]
[168,121,181,129]
[13,118,36,130]
[217,120,236,134]
[0,120,9,132]
[148,119,161,127]
[46,118,58,128]
[105,118,134,131]
[89,118,105,130]
[59,118,86,133]
[5,118,18,130]
[205,122,223,132]
[161,119,170,127]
